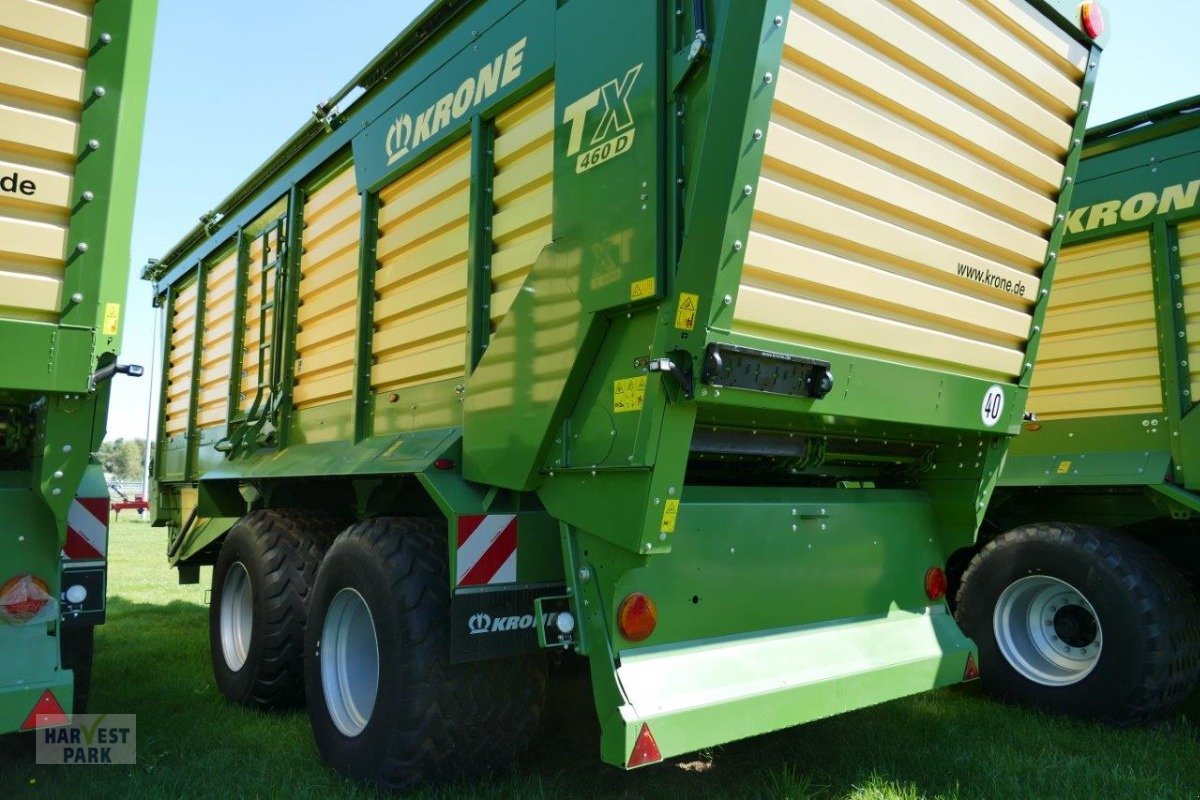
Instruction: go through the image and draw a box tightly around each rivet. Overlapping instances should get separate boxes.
[743,184,753,196]
[774,15,784,27]
[52,488,62,496]
[733,240,743,252]
[53,470,63,479]
[723,294,733,306]
[82,191,95,202]
[87,139,100,151]
[76,242,89,253]
[70,293,83,304]
[753,129,763,141]
[763,72,773,84]
[93,86,106,98]
[99,32,113,45]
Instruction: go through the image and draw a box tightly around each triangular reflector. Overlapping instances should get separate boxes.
[964,652,980,681]
[20,690,68,731]
[627,723,663,768]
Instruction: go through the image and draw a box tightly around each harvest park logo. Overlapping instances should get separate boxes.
[563,63,644,174]
[384,37,529,167]
[36,714,136,765]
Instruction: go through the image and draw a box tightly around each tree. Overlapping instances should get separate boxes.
[97,438,147,482]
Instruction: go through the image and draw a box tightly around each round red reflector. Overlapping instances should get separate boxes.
[925,567,948,602]
[1080,2,1105,40]
[617,593,658,642]
[0,574,51,623]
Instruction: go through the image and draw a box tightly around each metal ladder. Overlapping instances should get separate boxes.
[221,215,289,457]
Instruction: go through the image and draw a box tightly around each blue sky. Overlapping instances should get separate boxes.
[105,0,1200,440]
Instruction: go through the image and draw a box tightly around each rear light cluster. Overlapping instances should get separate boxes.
[1080,1,1105,40]
[617,592,658,642]
[0,574,53,624]
[924,566,948,602]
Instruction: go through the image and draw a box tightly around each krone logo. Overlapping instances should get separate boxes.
[468,612,492,635]
[385,37,529,167]
[562,63,643,174]
[467,611,536,635]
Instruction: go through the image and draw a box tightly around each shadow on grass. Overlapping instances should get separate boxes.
[1,596,1197,799]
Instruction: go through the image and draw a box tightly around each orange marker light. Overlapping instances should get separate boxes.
[1080,2,1105,40]
[617,592,658,642]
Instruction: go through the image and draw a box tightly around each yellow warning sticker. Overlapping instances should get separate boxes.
[613,375,647,413]
[102,303,121,336]
[660,498,680,533]
[674,292,699,331]
[630,277,656,301]
[1056,460,1072,474]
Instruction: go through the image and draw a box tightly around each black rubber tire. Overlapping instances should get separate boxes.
[305,517,547,789]
[61,626,95,715]
[209,509,342,710]
[956,522,1200,724]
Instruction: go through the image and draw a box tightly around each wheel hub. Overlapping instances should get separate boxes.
[220,562,254,672]
[320,587,380,737]
[994,575,1102,686]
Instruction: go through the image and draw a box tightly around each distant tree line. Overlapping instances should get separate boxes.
[98,438,148,482]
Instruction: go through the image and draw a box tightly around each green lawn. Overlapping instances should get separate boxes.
[1,519,1197,799]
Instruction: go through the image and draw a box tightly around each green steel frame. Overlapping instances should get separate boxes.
[145,0,1100,768]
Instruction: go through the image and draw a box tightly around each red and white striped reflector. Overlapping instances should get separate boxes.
[456,515,518,586]
[63,498,109,561]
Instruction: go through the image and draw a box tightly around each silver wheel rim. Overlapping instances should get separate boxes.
[994,575,1102,686]
[320,588,380,737]
[220,562,254,672]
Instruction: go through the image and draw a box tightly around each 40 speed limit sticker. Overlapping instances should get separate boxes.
[981,385,1005,428]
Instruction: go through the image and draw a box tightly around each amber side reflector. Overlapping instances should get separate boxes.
[1080,1,1105,39]
[617,592,658,642]
[627,723,663,768]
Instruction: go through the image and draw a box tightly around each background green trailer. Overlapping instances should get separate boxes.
[145,0,1102,787]
[959,95,1200,724]
[0,0,156,733]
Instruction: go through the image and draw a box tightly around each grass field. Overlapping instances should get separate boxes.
[1,519,1197,799]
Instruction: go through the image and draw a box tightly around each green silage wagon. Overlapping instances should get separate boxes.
[144,0,1104,786]
[963,95,1200,724]
[0,0,156,733]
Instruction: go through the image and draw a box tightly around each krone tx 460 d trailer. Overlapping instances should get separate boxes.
[144,0,1105,787]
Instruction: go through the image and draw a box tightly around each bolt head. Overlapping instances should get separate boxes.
[93,86,106,98]
[70,293,83,304]
[87,139,100,151]
[82,191,95,202]
[99,32,113,44]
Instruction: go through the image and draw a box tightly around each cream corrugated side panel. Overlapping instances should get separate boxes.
[1027,233,1160,420]
[1178,221,1200,400]
[196,249,237,429]
[373,136,471,393]
[0,0,92,323]
[735,0,1084,381]
[491,83,554,327]
[165,279,199,436]
[294,165,361,409]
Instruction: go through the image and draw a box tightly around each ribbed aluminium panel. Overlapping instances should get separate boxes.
[293,165,361,409]
[491,83,554,328]
[734,0,1084,381]
[196,248,237,429]
[372,136,471,393]
[1027,232,1160,420]
[164,279,198,436]
[0,0,91,323]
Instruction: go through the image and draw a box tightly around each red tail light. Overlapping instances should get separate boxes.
[617,593,657,642]
[627,723,663,768]
[924,566,948,602]
[1080,2,1105,39]
[0,574,52,624]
